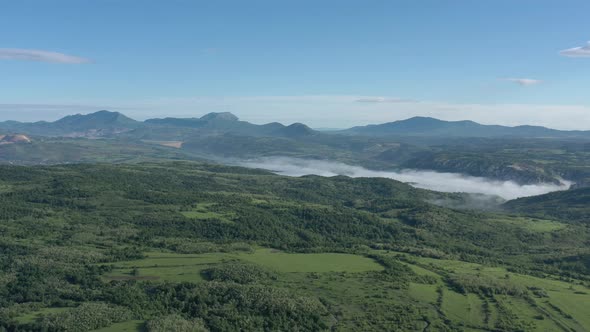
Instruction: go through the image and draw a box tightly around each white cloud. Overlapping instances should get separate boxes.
[355,97,416,103]
[559,41,590,58]
[0,48,90,63]
[238,157,571,200]
[502,78,542,86]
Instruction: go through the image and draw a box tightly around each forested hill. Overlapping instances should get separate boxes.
[504,187,590,223]
[0,161,589,331]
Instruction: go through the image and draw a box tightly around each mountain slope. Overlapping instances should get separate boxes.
[0,110,141,137]
[504,187,590,223]
[54,110,140,130]
[140,113,320,139]
[145,112,239,128]
[271,123,317,138]
[341,116,590,138]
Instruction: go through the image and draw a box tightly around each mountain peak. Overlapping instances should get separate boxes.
[93,110,120,116]
[200,112,239,122]
[54,110,139,131]
[57,110,131,122]
[399,116,445,124]
[404,116,440,121]
[274,122,316,137]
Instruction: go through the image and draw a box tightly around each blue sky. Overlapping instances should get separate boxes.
[2,0,590,129]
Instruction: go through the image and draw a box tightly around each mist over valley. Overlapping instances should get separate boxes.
[238,157,572,200]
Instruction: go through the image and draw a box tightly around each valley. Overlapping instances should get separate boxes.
[5,3,590,331]
[2,111,589,189]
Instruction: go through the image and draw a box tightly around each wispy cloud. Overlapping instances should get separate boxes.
[0,48,91,63]
[502,78,542,86]
[355,97,416,103]
[559,41,590,58]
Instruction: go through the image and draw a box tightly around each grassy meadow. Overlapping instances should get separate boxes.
[98,247,590,332]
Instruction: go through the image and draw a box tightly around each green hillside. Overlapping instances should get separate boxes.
[0,162,588,331]
[505,187,590,223]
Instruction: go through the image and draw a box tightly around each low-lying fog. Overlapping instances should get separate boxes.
[238,157,571,200]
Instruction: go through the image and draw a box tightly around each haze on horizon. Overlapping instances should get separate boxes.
[2,1,590,129]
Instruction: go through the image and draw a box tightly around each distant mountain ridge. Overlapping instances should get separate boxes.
[145,112,239,128]
[55,110,140,130]
[144,112,313,138]
[0,110,141,137]
[1,111,589,188]
[0,110,320,139]
[340,116,590,138]
[0,111,589,139]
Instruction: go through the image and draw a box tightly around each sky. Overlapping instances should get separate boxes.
[1,0,590,129]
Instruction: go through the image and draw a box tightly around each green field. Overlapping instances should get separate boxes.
[105,252,225,282]
[14,307,71,324]
[237,248,384,273]
[180,202,233,221]
[105,249,383,282]
[392,252,590,331]
[102,247,590,331]
[487,216,567,232]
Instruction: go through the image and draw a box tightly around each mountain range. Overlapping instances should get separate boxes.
[1,110,589,190]
[1,111,588,139]
[340,116,590,138]
[0,111,318,139]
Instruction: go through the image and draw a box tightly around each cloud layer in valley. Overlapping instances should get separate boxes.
[0,48,90,63]
[238,157,571,200]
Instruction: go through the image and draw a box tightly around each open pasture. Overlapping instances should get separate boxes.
[105,248,383,282]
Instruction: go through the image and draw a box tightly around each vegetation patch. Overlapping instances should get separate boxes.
[105,249,383,282]
[13,307,71,325]
[1,162,589,332]
[180,202,234,222]
[488,216,566,232]
[145,315,206,332]
[202,262,278,284]
[448,274,527,297]
[91,320,145,332]
[238,249,384,273]
[38,303,133,332]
